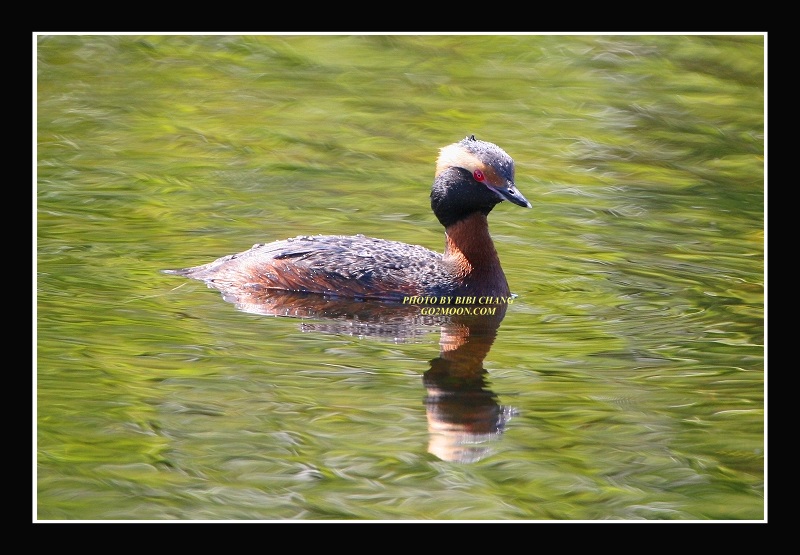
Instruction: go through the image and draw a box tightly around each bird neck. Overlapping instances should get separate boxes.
[443,212,510,297]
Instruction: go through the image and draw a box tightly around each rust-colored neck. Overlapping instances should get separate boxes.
[443,212,510,297]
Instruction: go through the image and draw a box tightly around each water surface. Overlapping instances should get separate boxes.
[36,34,765,521]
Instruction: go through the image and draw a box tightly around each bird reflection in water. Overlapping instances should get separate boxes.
[424,304,517,463]
[202,287,517,464]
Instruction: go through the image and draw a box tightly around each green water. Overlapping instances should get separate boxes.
[36,34,765,521]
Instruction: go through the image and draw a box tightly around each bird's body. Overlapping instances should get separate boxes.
[164,136,530,302]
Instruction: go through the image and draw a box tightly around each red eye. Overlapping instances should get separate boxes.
[473,169,485,182]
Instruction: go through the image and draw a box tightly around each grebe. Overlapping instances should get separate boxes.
[164,135,531,301]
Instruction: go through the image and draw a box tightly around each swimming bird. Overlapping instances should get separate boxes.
[164,135,531,302]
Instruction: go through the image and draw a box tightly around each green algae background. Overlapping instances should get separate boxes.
[36,34,764,520]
